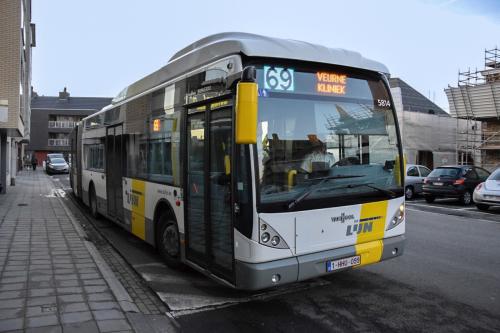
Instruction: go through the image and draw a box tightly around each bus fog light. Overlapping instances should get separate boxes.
[271,236,280,246]
[261,232,270,243]
[392,248,398,255]
[271,274,281,283]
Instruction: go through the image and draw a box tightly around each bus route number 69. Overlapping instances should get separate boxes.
[264,66,295,92]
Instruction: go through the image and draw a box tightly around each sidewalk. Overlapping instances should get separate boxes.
[0,170,137,333]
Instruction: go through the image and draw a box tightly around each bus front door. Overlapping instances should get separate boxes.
[185,106,234,283]
[106,124,124,222]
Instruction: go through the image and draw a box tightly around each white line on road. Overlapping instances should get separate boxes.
[406,207,500,224]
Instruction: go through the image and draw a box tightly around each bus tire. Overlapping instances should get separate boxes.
[89,184,99,218]
[157,213,181,268]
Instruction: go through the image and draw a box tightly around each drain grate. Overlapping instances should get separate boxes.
[17,203,28,206]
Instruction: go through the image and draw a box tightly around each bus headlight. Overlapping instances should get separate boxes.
[387,204,405,231]
[261,232,270,243]
[258,219,289,249]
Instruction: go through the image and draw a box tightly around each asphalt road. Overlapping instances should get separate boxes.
[52,174,500,332]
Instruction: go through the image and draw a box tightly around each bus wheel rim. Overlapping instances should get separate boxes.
[163,225,179,257]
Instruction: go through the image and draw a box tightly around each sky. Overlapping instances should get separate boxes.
[31,0,500,111]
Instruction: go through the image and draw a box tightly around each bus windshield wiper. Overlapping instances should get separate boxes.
[287,175,365,210]
[345,183,396,198]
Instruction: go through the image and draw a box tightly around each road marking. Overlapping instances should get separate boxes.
[406,207,500,224]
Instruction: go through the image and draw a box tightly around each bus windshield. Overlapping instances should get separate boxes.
[255,66,402,211]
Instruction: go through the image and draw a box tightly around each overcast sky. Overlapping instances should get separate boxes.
[32,0,500,111]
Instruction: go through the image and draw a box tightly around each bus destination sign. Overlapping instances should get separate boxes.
[316,72,347,95]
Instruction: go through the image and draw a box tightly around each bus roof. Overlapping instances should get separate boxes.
[111,32,390,106]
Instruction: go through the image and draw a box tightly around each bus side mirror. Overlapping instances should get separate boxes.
[235,67,258,144]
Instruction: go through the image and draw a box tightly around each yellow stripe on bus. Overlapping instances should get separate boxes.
[131,179,146,240]
[355,240,383,267]
[355,200,388,266]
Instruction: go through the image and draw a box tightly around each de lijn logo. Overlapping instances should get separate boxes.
[345,216,382,236]
[331,212,355,224]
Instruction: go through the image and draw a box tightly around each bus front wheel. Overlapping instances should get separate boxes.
[157,213,181,268]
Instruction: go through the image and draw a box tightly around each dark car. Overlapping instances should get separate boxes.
[422,165,490,205]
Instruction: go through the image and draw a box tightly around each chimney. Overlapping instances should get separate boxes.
[59,87,70,100]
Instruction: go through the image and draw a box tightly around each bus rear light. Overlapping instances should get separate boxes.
[454,178,465,185]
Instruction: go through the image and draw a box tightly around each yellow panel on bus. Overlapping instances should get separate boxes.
[131,179,146,240]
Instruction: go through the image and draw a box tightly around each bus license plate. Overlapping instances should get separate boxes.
[326,255,361,272]
[433,182,443,186]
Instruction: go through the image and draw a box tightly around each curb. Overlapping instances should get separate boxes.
[55,191,140,313]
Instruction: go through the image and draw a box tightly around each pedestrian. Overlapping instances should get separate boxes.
[31,154,37,171]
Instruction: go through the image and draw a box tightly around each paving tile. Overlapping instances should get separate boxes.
[87,293,114,302]
[0,298,24,309]
[56,287,83,295]
[59,302,89,314]
[26,314,58,328]
[92,309,124,321]
[60,311,92,324]
[61,320,99,333]
[79,273,99,280]
[55,280,79,288]
[27,296,56,307]
[96,319,131,332]
[29,288,56,297]
[54,275,77,281]
[0,308,23,320]
[88,302,120,311]
[57,294,84,303]
[82,279,106,286]
[26,305,58,317]
[0,317,24,332]
[25,325,62,333]
[83,285,108,293]
[0,290,26,299]
[0,283,25,291]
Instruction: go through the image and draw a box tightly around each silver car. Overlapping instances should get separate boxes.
[473,168,500,211]
[405,164,432,200]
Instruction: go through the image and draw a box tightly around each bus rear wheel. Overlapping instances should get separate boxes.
[157,213,181,268]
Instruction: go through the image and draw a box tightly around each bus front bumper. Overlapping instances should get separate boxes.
[235,235,405,291]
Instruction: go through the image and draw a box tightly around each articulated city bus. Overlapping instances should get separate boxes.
[70,33,405,290]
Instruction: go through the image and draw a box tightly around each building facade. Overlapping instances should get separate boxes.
[390,78,478,170]
[28,89,111,164]
[445,48,500,171]
[0,0,35,193]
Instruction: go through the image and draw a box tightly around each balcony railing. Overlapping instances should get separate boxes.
[48,139,69,146]
[48,121,76,129]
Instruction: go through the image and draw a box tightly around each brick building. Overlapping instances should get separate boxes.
[27,89,111,164]
[0,0,35,192]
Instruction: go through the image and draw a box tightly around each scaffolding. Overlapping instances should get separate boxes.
[445,47,500,171]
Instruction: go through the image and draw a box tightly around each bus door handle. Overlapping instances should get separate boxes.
[234,202,241,215]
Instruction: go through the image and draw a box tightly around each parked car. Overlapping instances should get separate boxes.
[422,165,490,205]
[46,156,69,175]
[405,164,431,200]
[473,168,500,211]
